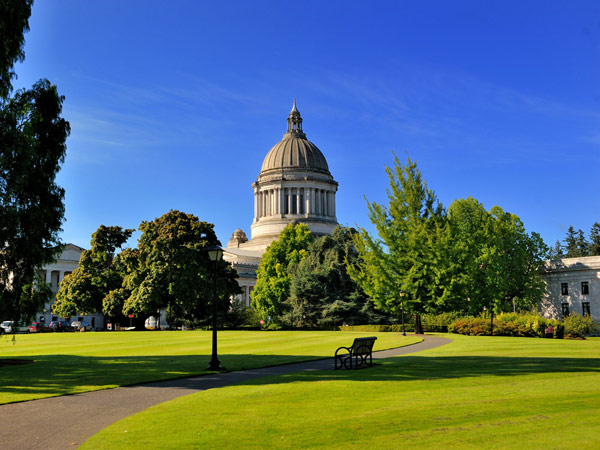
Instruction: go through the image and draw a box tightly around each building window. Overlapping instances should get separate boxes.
[561,303,569,317]
[561,283,568,295]
[582,302,591,317]
[582,281,589,295]
[291,194,297,214]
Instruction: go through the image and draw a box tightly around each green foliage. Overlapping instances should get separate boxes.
[123,210,240,326]
[563,313,599,339]
[421,312,462,332]
[339,324,413,333]
[446,198,547,315]
[448,313,564,338]
[348,155,446,318]
[348,155,546,321]
[0,0,33,98]
[0,79,70,322]
[53,226,134,319]
[286,226,386,327]
[223,299,260,329]
[251,223,313,322]
[590,222,600,256]
[0,1,70,323]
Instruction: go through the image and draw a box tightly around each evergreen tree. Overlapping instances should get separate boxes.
[251,223,313,323]
[564,226,578,257]
[589,222,600,256]
[575,229,589,257]
[287,226,386,327]
[548,240,564,260]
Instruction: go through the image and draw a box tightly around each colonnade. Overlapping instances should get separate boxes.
[255,186,335,219]
[40,269,71,293]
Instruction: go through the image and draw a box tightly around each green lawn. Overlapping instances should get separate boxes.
[83,334,600,449]
[0,330,419,404]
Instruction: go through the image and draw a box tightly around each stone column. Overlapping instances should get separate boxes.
[254,191,258,221]
[45,270,51,285]
[332,192,336,218]
[296,188,301,215]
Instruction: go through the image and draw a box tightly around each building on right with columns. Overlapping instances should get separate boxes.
[224,101,339,305]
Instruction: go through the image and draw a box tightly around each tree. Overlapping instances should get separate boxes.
[589,222,600,256]
[1,0,70,322]
[122,210,240,326]
[251,223,313,323]
[286,226,386,327]
[563,226,579,257]
[53,226,134,320]
[548,240,564,260]
[0,0,33,98]
[444,199,547,315]
[347,155,447,333]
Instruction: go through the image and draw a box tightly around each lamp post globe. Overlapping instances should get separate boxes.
[207,245,225,371]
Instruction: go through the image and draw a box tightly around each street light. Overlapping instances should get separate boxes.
[207,245,224,371]
[399,290,406,336]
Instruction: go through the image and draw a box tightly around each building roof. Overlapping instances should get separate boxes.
[260,101,330,174]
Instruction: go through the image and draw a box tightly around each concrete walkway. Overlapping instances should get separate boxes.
[0,335,450,450]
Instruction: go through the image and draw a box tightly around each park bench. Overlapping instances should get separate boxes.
[334,336,377,370]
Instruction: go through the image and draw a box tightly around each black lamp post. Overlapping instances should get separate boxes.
[399,290,406,336]
[207,245,224,371]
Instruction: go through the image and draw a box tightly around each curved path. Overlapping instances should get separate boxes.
[0,335,450,450]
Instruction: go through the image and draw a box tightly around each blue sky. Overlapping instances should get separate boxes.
[13,0,600,250]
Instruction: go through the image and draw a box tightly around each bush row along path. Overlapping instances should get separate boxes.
[0,335,450,450]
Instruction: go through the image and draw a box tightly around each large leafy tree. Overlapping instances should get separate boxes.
[53,226,134,319]
[251,223,313,323]
[446,198,547,314]
[287,226,386,327]
[122,210,240,326]
[347,155,447,332]
[1,1,70,322]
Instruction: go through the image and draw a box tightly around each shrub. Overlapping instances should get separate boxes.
[449,314,564,338]
[421,312,462,332]
[563,314,599,339]
[553,323,565,339]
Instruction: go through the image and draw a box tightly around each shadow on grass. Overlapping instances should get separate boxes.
[3,352,600,401]
[0,353,321,400]
[238,354,600,386]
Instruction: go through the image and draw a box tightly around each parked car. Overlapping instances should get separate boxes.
[29,322,53,333]
[71,321,92,331]
[1,320,14,334]
[48,320,72,332]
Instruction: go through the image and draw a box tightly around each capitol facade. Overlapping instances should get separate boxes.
[224,101,338,305]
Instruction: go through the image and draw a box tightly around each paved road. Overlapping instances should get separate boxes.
[0,335,450,450]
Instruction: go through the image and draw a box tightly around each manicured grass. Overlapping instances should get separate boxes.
[83,335,600,449]
[0,330,419,404]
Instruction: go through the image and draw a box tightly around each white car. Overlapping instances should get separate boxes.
[1,321,15,334]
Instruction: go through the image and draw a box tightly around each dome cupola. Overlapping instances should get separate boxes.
[260,100,330,175]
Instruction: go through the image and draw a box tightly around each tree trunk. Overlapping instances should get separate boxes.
[414,313,423,334]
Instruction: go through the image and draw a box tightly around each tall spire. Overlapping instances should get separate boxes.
[286,99,305,137]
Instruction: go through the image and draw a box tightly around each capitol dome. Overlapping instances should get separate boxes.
[247,101,338,248]
[260,101,330,175]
